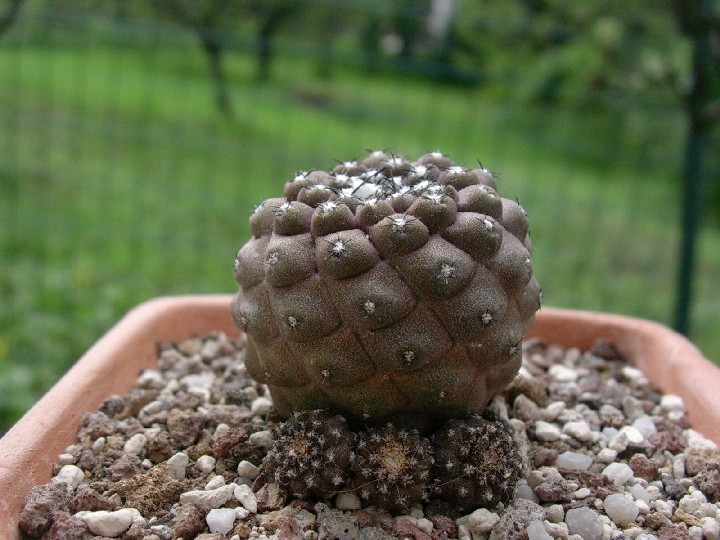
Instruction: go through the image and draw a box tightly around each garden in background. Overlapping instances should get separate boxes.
[1,0,719,430]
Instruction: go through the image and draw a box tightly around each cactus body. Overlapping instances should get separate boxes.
[232,151,541,428]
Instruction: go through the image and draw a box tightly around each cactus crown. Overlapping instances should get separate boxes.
[232,150,541,429]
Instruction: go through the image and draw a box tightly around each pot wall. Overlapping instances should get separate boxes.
[0,296,718,538]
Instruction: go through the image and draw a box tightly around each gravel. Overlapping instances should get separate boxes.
[17,333,720,539]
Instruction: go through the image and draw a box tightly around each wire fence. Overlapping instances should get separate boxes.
[0,0,718,429]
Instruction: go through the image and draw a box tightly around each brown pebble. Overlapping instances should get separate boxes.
[211,426,248,458]
[645,512,672,530]
[629,453,660,481]
[531,446,559,468]
[590,339,626,361]
[256,482,288,512]
[658,526,691,540]
[77,411,115,440]
[533,479,572,503]
[648,431,686,455]
[429,515,457,540]
[172,503,207,539]
[18,482,74,537]
[42,511,92,540]
[392,519,432,540]
[684,447,720,476]
[147,431,175,463]
[108,453,142,481]
[167,409,206,448]
[73,484,117,512]
[695,468,720,502]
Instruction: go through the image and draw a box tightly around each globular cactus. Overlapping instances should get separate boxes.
[256,409,354,498]
[232,150,541,428]
[352,424,433,511]
[431,415,522,510]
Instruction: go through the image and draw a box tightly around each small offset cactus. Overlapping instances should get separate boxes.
[232,150,541,428]
[352,424,433,511]
[256,409,354,498]
[431,415,522,509]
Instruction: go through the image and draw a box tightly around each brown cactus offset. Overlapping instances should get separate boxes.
[232,150,541,428]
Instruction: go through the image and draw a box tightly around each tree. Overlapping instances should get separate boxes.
[151,0,301,113]
[0,0,24,39]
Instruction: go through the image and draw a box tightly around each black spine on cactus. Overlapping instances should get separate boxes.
[255,409,354,498]
[351,423,433,512]
[430,415,522,510]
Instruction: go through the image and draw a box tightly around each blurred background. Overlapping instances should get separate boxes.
[1,0,719,431]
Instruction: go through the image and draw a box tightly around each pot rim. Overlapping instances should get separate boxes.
[0,295,717,537]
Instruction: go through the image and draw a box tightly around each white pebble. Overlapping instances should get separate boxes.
[234,483,258,513]
[416,518,433,534]
[543,401,566,422]
[556,451,593,471]
[137,369,163,388]
[81,509,135,537]
[604,493,639,526]
[215,423,230,437]
[565,507,603,540]
[701,517,720,540]
[685,429,718,450]
[527,519,553,540]
[636,499,651,514]
[660,394,685,413]
[535,421,562,442]
[619,426,646,446]
[141,400,163,415]
[53,464,84,489]
[632,416,657,438]
[249,430,274,448]
[92,437,106,453]
[673,455,686,480]
[636,535,659,540]
[57,453,76,465]
[141,459,152,469]
[546,504,564,523]
[236,507,250,520]
[237,460,260,480]
[527,467,564,488]
[196,455,217,474]
[167,452,189,481]
[596,448,618,464]
[548,364,578,382]
[629,484,650,504]
[335,491,362,510]
[467,508,499,534]
[573,487,591,499]
[123,433,147,455]
[515,481,539,503]
[205,475,225,490]
[603,463,635,487]
[608,430,629,453]
[543,520,568,539]
[652,499,675,519]
[621,365,646,383]
[689,525,705,540]
[181,372,215,390]
[251,397,273,416]
[180,484,235,510]
[207,508,237,534]
[563,421,598,443]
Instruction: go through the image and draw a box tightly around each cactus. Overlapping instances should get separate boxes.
[431,415,522,509]
[232,150,541,428]
[255,409,354,498]
[351,423,433,511]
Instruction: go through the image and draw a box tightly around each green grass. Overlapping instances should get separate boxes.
[1,39,719,430]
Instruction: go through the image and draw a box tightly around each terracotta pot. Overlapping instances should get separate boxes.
[1,296,718,538]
